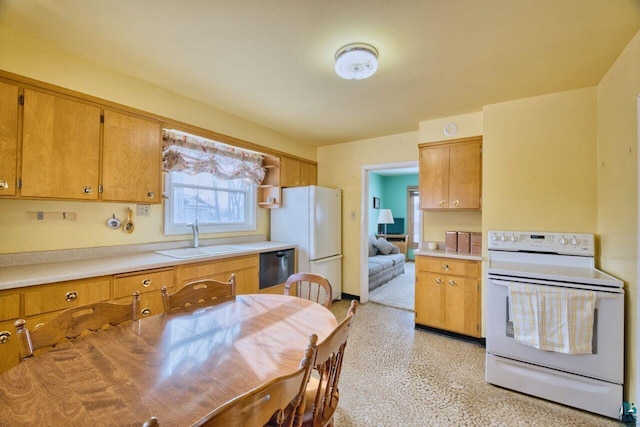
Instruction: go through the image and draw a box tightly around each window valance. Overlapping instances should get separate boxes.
[162,130,265,185]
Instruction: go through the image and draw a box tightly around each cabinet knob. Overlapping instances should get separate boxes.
[147,191,155,199]
[453,200,459,206]
[448,280,457,286]
[0,331,10,344]
[0,180,9,190]
[65,291,78,302]
[435,278,443,284]
[142,279,152,287]
[439,200,446,206]
[82,186,94,195]
[141,308,152,317]
[442,264,449,271]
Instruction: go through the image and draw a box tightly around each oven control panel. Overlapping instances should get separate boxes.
[487,230,594,255]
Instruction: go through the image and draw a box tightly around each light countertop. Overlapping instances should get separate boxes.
[414,248,482,262]
[0,241,296,291]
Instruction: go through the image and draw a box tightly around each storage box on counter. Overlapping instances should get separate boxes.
[445,231,458,252]
[457,232,471,253]
[471,232,482,255]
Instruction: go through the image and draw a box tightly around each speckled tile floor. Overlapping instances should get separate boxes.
[329,299,620,427]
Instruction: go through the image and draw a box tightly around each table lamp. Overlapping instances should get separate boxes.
[377,209,394,235]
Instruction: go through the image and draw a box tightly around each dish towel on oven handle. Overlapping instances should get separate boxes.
[507,282,596,355]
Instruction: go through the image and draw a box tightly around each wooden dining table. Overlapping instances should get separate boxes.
[0,294,338,426]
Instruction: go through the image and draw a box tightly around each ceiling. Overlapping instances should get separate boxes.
[0,1,639,146]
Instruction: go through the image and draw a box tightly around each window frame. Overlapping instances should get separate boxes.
[163,171,257,236]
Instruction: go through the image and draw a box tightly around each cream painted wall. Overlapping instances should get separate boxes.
[317,131,419,295]
[0,28,309,253]
[482,88,598,234]
[597,30,640,404]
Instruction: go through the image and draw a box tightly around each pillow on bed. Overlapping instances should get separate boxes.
[374,237,399,255]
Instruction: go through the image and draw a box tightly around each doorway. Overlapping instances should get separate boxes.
[360,161,420,306]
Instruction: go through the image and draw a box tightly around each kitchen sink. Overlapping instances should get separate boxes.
[155,245,246,259]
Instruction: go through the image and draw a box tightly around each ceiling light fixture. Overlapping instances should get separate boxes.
[334,43,378,80]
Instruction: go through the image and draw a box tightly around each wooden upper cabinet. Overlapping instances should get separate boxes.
[21,89,101,199]
[419,136,482,210]
[101,110,162,203]
[280,156,317,187]
[0,82,18,196]
[300,161,317,186]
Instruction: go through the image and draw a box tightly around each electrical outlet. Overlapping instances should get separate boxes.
[137,204,150,217]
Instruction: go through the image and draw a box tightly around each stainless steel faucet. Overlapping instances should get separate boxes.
[189,219,199,248]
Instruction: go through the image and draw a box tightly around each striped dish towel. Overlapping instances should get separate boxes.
[508,283,596,354]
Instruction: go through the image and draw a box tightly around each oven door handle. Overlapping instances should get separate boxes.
[489,279,622,298]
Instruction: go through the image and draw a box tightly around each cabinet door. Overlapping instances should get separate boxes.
[280,157,300,187]
[0,319,19,373]
[0,82,18,196]
[444,276,480,337]
[116,291,164,319]
[300,161,317,186]
[448,142,481,209]
[415,271,445,328]
[419,145,449,209]
[22,89,101,199]
[211,266,258,295]
[102,110,162,203]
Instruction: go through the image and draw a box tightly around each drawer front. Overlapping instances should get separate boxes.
[0,293,20,322]
[114,268,174,298]
[416,256,479,277]
[0,319,19,374]
[116,290,164,319]
[178,255,259,284]
[24,277,112,317]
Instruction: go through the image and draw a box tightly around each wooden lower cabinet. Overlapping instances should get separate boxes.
[23,277,112,317]
[114,267,174,319]
[415,255,481,337]
[176,254,259,295]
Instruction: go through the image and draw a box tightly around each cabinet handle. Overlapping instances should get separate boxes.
[439,200,446,206]
[0,331,10,344]
[65,291,78,302]
[82,186,94,195]
[141,308,152,317]
[0,180,9,190]
[147,191,155,199]
[435,278,443,284]
[142,279,152,288]
[442,264,449,271]
[448,280,457,286]
[453,200,459,206]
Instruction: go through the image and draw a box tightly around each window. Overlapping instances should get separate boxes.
[161,129,263,236]
[164,171,256,235]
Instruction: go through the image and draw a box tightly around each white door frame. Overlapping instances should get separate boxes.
[360,160,420,303]
[636,94,640,402]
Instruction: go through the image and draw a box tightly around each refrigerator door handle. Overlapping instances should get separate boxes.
[311,254,343,264]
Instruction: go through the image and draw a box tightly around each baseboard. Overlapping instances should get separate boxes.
[340,292,360,301]
[414,323,485,346]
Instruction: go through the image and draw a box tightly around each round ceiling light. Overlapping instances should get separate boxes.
[334,43,378,80]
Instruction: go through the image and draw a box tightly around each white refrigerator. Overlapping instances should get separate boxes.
[270,186,342,301]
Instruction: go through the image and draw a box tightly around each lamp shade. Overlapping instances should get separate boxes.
[377,209,394,225]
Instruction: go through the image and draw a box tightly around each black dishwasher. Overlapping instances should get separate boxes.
[259,248,295,290]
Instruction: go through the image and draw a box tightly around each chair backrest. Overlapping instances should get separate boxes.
[284,273,333,309]
[308,299,358,427]
[193,334,318,427]
[14,292,141,361]
[161,274,236,313]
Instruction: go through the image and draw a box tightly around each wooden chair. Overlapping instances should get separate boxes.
[284,273,333,309]
[303,299,358,427]
[142,416,159,427]
[192,334,318,427]
[161,274,236,313]
[14,292,141,361]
